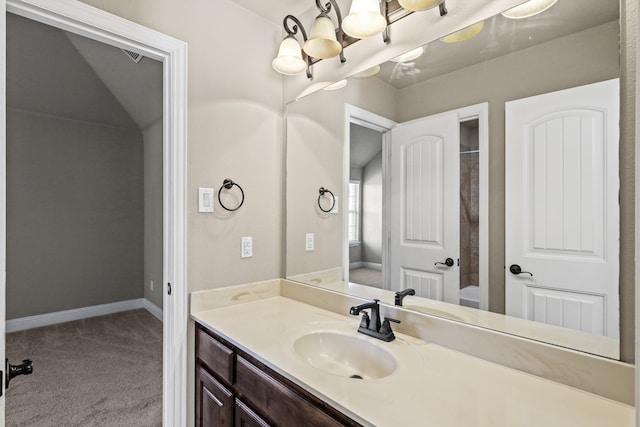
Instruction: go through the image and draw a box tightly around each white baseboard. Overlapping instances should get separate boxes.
[362,262,383,271]
[142,298,163,321]
[7,298,164,332]
[349,261,363,269]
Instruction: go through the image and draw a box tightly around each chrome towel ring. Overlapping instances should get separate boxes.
[218,179,245,211]
[318,187,335,213]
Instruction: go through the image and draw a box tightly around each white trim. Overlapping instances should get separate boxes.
[349,261,363,270]
[2,1,188,425]
[142,299,164,322]
[344,104,397,290]
[362,262,382,271]
[7,299,164,333]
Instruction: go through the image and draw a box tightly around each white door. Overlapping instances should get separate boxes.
[389,111,459,303]
[505,79,619,338]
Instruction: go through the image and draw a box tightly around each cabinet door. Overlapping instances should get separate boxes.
[235,399,270,427]
[196,365,234,427]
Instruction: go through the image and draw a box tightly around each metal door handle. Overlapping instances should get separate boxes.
[435,258,455,267]
[509,264,533,276]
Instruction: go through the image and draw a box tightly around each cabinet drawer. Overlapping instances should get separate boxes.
[197,326,234,384]
[235,399,271,427]
[235,357,343,427]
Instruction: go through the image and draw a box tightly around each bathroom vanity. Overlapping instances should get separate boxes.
[191,280,634,427]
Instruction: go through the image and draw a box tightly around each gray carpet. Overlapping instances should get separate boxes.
[349,267,383,288]
[6,309,162,426]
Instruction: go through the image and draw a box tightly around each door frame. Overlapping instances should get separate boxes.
[0,0,188,424]
[343,104,396,289]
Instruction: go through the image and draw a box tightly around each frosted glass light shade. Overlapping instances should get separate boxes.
[398,0,443,12]
[272,36,307,75]
[323,79,348,90]
[303,15,342,59]
[440,21,484,43]
[390,46,424,63]
[343,0,387,39]
[502,0,558,19]
[354,65,381,78]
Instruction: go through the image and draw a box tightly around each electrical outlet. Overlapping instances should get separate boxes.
[305,233,314,251]
[150,280,154,291]
[241,236,253,258]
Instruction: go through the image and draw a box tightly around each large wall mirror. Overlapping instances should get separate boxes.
[285,0,630,360]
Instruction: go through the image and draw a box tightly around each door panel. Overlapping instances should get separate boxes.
[390,112,459,303]
[505,79,619,338]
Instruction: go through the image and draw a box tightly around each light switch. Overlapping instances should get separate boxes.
[198,188,214,213]
[330,196,339,214]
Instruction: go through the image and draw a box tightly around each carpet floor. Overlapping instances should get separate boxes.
[349,267,383,288]
[6,309,162,427]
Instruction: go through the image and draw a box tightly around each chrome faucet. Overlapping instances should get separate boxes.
[394,288,416,306]
[349,299,399,342]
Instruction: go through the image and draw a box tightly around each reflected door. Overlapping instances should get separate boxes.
[389,112,459,303]
[505,79,619,338]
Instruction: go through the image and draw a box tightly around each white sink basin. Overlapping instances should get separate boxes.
[293,331,398,380]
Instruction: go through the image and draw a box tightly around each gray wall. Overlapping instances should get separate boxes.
[144,120,163,309]
[7,110,144,319]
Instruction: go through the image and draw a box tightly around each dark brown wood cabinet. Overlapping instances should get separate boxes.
[195,322,362,427]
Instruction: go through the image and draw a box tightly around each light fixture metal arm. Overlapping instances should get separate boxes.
[283,15,313,78]
[315,0,346,63]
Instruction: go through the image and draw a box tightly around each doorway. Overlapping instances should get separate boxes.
[0,0,187,423]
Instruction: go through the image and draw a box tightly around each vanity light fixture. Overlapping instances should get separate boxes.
[440,21,485,43]
[398,0,444,12]
[273,0,449,79]
[501,0,558,19]
[273,15,312,78]
[390,46,424,62]
[342,0,387,39]
[303,0,346,62]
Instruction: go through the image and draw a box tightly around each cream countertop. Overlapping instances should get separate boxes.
[192,295,633,427]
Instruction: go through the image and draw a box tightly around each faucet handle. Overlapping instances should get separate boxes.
[384,316,401,324]
[358,312,370,329]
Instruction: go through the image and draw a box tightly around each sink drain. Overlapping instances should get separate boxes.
[350,374,363,380]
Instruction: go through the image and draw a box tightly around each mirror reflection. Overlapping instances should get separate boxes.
[286,0,622,359]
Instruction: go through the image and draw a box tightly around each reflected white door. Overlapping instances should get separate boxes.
[389,112,459,303]
[505,79,619,338]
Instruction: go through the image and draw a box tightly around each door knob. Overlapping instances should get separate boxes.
[6,358,33,388]
[509,264,533,276]
[435,258,455,267]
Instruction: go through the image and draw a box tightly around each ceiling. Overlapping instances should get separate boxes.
[7,13,162,130]
[374,0,619,88]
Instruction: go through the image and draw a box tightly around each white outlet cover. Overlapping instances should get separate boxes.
[241,236,253,258]
[305,233,314,251]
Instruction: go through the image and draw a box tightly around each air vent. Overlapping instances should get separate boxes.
[122,49,144,64]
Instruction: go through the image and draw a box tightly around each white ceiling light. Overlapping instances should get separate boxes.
[398,0,444,12]
[440,21,485,43]
[501,0,558,19]
[390,46,425,63]
[343,0,387,39]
